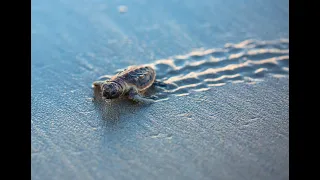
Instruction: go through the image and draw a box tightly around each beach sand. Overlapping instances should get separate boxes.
[32,76,288,180]
[32,0,289,179]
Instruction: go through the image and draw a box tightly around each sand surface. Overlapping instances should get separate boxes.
[32,0,289,179]
[32,76,288,180]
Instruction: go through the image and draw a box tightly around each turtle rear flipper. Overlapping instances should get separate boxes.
[153,80,167,87]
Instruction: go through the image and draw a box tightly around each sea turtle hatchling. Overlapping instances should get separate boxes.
[92,65,163,103]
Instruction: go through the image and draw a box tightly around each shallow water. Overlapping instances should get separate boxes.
[32,0,289,179]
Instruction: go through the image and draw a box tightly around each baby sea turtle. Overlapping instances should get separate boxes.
[93,65,163,103]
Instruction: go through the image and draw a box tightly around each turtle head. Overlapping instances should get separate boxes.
[101,81,123,99]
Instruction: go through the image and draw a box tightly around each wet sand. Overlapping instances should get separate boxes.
[32,0,289,179]
[32,76,288,180]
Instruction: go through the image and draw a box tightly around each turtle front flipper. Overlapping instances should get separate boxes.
[128,87,155,104]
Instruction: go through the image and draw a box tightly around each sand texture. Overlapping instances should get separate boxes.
[32,0,289,179]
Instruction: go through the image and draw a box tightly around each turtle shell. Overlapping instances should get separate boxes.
[112,66,156,91]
